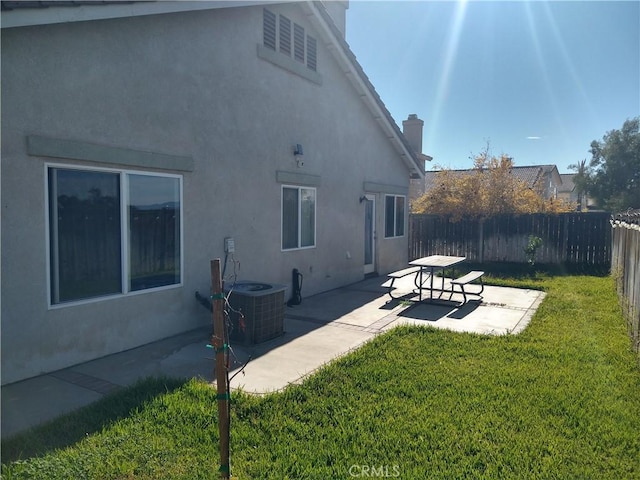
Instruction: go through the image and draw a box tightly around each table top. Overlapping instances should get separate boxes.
[409,255,466,268]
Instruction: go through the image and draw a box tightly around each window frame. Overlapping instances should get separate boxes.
[281,184,316,251]
[45,163,184,309]
[384,194,406,239]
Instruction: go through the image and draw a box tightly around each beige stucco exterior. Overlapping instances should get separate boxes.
[1,2,421,384]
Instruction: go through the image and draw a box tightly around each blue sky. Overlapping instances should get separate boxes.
[345,1,640,173]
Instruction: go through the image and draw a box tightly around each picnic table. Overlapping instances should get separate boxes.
[409,255,465,302]
[386,255,484,305]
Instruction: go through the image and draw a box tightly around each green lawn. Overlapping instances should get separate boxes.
[3,274,639,479]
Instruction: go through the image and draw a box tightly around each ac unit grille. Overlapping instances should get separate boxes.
[227,289,285,345]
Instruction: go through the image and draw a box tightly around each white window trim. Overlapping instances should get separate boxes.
[45,162,184,309]
[384,194,406,239]
[281,184,317,251]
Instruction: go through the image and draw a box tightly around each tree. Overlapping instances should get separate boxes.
[412,149,572,220]
[570,159,588,211]
[573,117,640,212]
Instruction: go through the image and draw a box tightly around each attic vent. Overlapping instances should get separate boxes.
[307,36,317,71]
[263,8,318,73]
[279,15,291,56]
[263,8,276,50]
[294,23,305,63]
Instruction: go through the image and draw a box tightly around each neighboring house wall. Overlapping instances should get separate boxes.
[558,173,590,211]
[539,166,562,200]
[1,2,418,384]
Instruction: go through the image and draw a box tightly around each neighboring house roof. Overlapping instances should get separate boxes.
[510,165,562,189]
[424,164,563,193]
[1,0,425,179]
[510,166,545,187]
[424,169,472,192]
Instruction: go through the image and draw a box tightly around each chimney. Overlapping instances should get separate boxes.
[402,113,424,155]
[322,1,349,38]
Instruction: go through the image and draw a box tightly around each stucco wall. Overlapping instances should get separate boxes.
[1,4,411,384]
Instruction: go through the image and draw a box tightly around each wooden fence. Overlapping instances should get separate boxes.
[611,209,640,357]
[409,212,612,267]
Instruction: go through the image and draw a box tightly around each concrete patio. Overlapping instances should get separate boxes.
[1,275,545,439]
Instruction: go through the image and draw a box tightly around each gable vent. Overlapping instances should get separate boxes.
[263,8,318,73]
[294,23,305,63]
[279,14,291,56]
[263,8,276,50]
[307,36,317,71]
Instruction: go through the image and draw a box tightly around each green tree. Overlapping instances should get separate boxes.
[569,158,588,211]
[576,117,640,212]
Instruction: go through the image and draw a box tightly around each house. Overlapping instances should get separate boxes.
[0,1,424,384]
[511,165,563,201]
[558,173,592,211]
[421,164,564,202]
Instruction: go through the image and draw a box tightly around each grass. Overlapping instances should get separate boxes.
[2,274,639,479]
[1,377,187,463]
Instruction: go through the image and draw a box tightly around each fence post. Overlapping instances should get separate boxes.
[210,259,230,479]
[478,218,484,264]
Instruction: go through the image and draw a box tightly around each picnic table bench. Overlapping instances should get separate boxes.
[449,270,485,304]
[385,266,423,300]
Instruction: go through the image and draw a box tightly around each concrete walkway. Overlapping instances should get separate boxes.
[1,275,545,439]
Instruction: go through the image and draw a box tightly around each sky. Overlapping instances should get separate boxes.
[345,1,640,173]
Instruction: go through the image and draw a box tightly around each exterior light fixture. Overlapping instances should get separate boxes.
[294,144,304,167]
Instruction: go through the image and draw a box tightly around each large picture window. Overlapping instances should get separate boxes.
[48,166,182,305]
[385,194,405,238]
[282,186,316,250]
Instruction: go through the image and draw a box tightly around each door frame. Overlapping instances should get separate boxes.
[363,194,376,275]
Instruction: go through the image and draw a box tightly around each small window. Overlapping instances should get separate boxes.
[48,166,182,305]
[282,186,316,250]
[385,195,405,238]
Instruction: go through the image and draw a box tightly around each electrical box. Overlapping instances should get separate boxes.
[224,237,235,253]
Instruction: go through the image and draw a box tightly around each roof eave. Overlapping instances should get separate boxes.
[0,1,285,28]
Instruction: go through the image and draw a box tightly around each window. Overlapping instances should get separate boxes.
[385,195,405,238]
[263,8,317,72]
[282,186,316,250]
[48,166,182,305]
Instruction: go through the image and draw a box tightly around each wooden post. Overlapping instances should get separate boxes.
[478,218,484,264]
[210,259,230,479]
